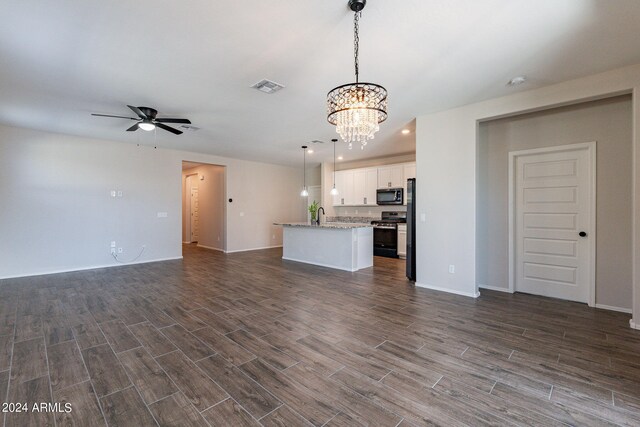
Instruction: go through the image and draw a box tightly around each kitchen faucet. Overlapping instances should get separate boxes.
[315,207,325,225]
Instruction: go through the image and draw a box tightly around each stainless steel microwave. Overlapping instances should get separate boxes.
[377,188,403,205]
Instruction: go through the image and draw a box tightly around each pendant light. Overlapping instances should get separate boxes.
[330,138,339,196]
[300,145,309,197]
[327,0,387,150]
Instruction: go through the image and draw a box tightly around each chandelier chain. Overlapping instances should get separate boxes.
[354,11,360,83]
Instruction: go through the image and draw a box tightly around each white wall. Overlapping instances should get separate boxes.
[415,64,640,326]
[0,124,306,278]
[477,95,632,310]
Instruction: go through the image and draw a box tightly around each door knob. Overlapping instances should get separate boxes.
[579,231,587,237]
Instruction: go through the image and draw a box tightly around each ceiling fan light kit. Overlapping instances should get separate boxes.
[92,105,191,135]
[327,0,387,150]
[138,121,155,131]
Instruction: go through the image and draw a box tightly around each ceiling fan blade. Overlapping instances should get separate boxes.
[126,123,140,132]
[156,122,183,135]
[127,105,147,119]
[154,118,191,124]
[92,113,138,120]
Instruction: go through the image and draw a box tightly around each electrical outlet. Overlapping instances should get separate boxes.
[448,265,455,274]
[118,248,123,254]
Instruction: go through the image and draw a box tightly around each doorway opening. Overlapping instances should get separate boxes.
[182,161,226,252]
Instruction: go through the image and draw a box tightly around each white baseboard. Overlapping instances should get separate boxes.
[225,245,282,254]
[594,304,632,314]
[197,244,224,252]
[415,282,481,298]
[0,256,184,280]
[630,319,638,330]
[477,284,513,293]
[281,256,360,272]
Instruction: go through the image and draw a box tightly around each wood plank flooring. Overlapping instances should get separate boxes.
[0,243,639,426]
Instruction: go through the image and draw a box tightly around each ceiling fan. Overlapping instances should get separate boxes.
[91,105,191,135]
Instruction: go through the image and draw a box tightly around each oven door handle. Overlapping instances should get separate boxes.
[374,225,397,230]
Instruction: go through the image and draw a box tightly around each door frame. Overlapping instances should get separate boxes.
[184,173,198,244]
[507,141,597,306]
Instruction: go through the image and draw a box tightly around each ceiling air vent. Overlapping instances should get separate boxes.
[311,140,325,144]
[251,79,285,94]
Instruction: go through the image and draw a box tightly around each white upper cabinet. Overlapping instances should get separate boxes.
[377,165,404,189]
[333,162,415,206]
[364,168,378,205]
[353,168,378,205]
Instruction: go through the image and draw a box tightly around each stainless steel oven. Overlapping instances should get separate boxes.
[371,211,407,258]
[373,223,398,258]
[376,188,403,205]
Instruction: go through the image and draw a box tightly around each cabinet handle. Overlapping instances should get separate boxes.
[341,198,344,205]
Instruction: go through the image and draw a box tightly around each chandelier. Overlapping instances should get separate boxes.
[327,0,387,150]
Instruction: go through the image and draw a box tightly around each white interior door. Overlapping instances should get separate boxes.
[512,143,595,304]
[190,188,199,242]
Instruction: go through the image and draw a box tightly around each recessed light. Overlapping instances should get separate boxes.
[307,149,314,154]
[507,76,527,87]
[337,156,343,160]
[401,129,410,135]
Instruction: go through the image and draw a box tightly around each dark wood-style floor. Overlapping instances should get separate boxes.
[1,244,639,426]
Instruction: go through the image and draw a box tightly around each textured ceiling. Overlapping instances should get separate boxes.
[1,0,640,166]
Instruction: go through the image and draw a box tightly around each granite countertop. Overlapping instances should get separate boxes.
[274,222,372,229]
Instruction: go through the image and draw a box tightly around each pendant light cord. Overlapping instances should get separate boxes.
[333,141,336,187]
[354,11,360,83]
[303,147,306,190]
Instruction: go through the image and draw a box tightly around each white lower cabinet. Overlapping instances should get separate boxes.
[397,224,407,258]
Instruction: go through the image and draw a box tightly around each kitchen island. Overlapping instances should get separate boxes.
[274,222,373,272]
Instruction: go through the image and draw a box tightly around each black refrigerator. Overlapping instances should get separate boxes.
[406,178,416,281]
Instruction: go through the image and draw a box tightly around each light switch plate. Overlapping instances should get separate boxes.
[110,241,116,248]
[157,212,168,218]
[110,190,116,198]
